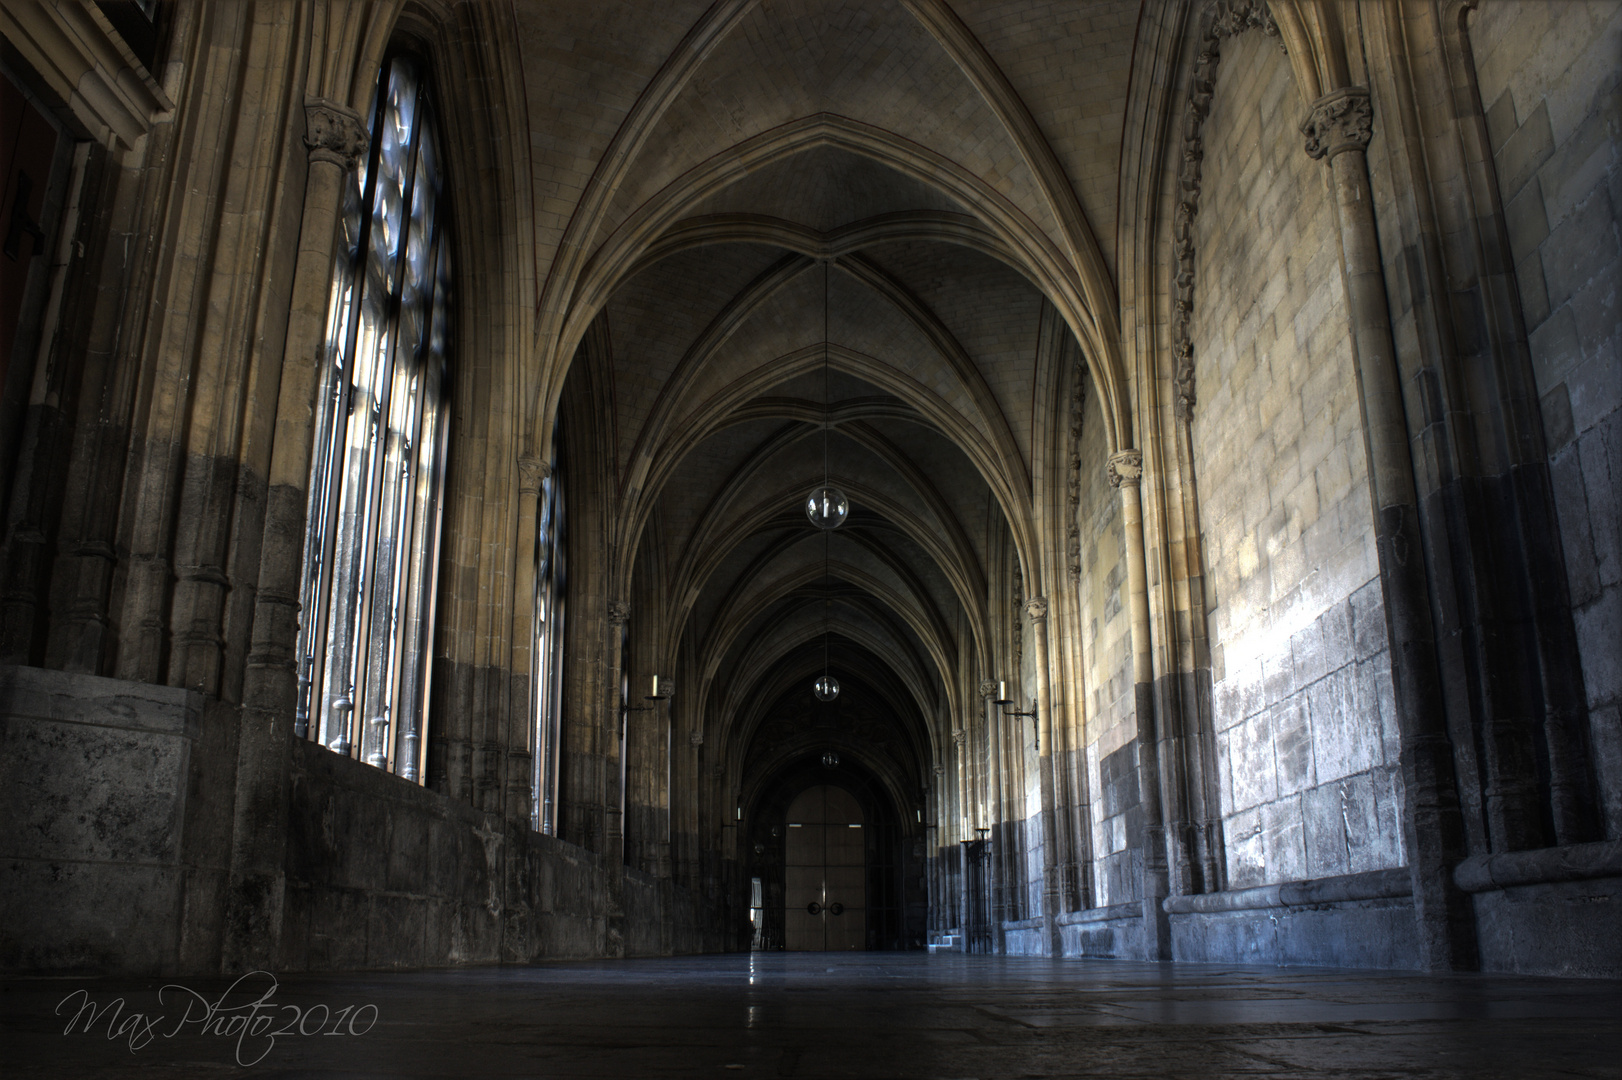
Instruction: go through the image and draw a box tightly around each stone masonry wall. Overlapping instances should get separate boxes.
[1189,30,1405,889]
[1469,0,1622,837]
[0,666,237,974]
[279,739,695,970]
[1076,375,1138,906]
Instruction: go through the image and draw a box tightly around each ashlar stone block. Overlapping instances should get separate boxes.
[1272,696,1314,798]
[1309,664,1378,784]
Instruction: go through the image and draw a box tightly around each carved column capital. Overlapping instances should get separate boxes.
[688,730,704,747]
[1107,450,1143,489]
[978,679,999,699]
[304,97,369,170]
[607,600,631,626]
[1025,596,1049,622]
[1302,86,1373,161]
[952,729,966,747]
[517,455,552,495]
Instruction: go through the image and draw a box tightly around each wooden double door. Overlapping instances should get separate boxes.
[784,785,867,950]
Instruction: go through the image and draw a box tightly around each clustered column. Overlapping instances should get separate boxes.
[1110,448,1171,958]
[227,97,370,970]
[1301,85,1475,971]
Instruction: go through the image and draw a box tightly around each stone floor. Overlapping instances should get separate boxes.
[5,953,1620,1078]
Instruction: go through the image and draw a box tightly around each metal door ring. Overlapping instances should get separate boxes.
[806,901,821,915]
[829,902,844,916]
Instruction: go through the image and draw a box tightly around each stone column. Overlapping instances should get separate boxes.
[604,598,630,956]
[1301,86,1475,971]
[1111,449,1171,959]
[979,679,1009,951]
[930,761,945,940]
[682,726,704,886]
[1027,596,1064,956]
[947,726,960,940]
[224,97,369,970]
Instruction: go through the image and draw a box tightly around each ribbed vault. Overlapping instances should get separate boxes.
[523,0,1138,906]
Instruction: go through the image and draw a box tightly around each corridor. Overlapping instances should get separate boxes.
[8,953,1620,1078]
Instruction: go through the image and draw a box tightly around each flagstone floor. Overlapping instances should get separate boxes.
[5,952,1620,1078]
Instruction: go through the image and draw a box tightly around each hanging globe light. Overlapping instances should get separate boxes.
[806,485,849,530]
[814,674,840,701]
[821,750,840,768]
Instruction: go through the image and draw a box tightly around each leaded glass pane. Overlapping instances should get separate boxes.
[294,54,451,783]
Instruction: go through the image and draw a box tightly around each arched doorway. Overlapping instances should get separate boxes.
[784,785,866,950]
[743,742,924,952]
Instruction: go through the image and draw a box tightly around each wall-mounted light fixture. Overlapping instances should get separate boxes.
[992,680,1039,751]
[624,675,672,714]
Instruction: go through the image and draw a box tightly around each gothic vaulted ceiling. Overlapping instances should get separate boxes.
[514,0,1138,779]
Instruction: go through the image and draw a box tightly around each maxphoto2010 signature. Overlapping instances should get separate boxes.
[55,972,377,1067]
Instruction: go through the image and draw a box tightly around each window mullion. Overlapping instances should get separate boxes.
[410,381,451,784]
[393,208,446,778]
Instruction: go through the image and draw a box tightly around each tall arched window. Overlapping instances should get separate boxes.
[294,54,452,783]
[532,446,566,832]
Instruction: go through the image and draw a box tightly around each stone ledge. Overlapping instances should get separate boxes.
[1162,867,1410,915]
[1454,840,1622,893]
[1057,901,1142,925]
[0,663,203,736]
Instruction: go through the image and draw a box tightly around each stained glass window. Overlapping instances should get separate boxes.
[294,55,451,783]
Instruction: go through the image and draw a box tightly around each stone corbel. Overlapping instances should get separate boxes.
[978,679,998,699]
[1025,596,1049,622]
[1301,86,1373,161]
[1106,450,1143,489]
[607,600,631,626]
[304,97,370,170]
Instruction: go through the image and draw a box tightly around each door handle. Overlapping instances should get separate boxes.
[828,902,844,916]
[806,901,821,915]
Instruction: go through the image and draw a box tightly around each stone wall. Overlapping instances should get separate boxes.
[278,740,718,971]
[1188,28,1405,890]
[0,666,235,974]
[1469,0,1622,836]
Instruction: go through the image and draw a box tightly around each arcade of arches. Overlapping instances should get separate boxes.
[1,0,1619,983]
